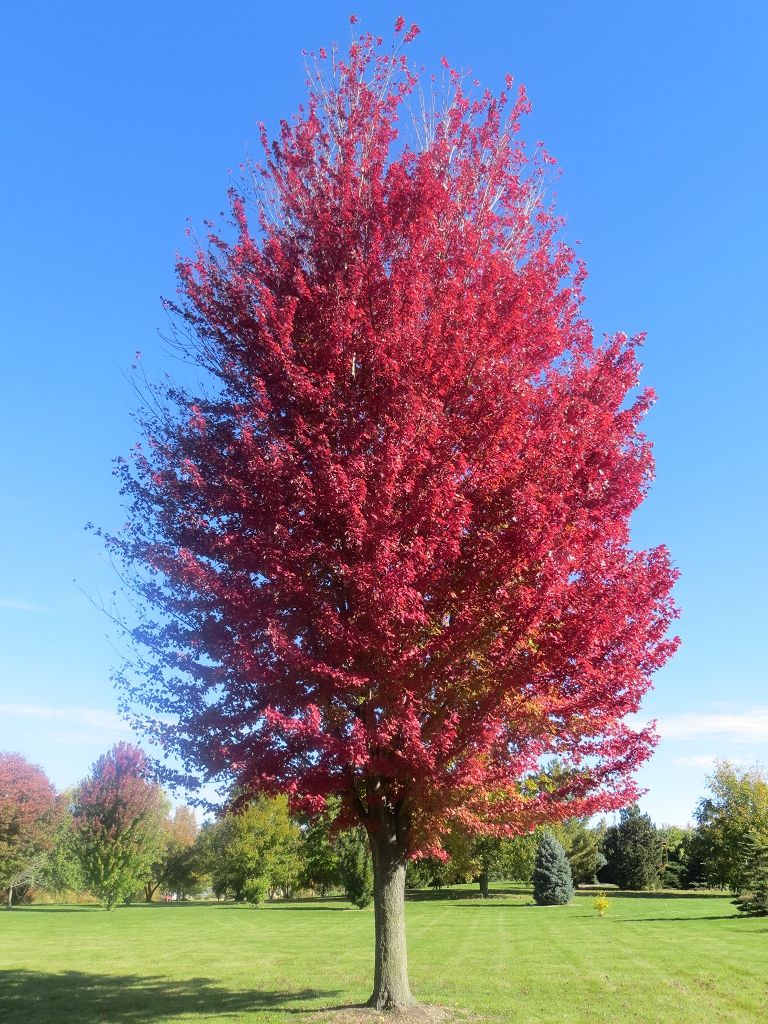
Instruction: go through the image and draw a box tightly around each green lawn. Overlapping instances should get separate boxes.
[1,888,765,1023]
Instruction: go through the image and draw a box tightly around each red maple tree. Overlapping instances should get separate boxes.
[72,742,168,909]
[0,752,57,907]
[110,21,678,1008]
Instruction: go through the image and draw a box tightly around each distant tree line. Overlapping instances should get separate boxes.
[0,744,373,911]
[2,748,767,916]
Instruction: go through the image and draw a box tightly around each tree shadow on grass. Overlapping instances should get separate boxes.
[0,970,341,1024]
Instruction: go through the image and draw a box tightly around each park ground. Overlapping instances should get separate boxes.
[1,887,765,1024]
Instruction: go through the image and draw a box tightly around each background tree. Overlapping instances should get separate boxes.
[204,795,301,902]
[732,832,768,916]
[603,805,661,890]
[337,826,374,909]
[658,825,692,889]
[162,824,210,900]
[406,856,449,891]
[525,762,605,886]
[0,753,57,908]
[145,805,199,902]
[680,829,708,889]
[558,818,605,886]
[693,761,768,890]
[442,829,538,896]
[37,792,85,898]
[71,743,167,910]
[298,800,343,896]
[107,22,678,1010]
[532,833,574,906]
[3,855,48,908]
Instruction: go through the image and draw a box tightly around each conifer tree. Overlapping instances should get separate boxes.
[298,803,343,896]
[533,832,574,905]
[338,827,374,909]
[732,833,768,916]
[603,805,661,890]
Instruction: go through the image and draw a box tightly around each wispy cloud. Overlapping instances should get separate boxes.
[670,754,751,770]
[0,597,52,613]
[0,704,130,734]
[657,708,768,744]
[670,755,717,769]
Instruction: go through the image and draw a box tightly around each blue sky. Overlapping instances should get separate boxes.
[1,1,766,824]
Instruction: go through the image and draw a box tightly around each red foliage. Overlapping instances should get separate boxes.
[110,27,678,854]
[0,752,57,867]
[73,743,165,841]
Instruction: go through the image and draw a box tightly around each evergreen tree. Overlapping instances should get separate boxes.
[603,805,661,890]
[681,829,709,889]
[406,857,449,891]
[337,828,373,909]
[533,833,574,906]
[732,833,768,916]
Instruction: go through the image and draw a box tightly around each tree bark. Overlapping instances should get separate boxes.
[7,885,13,910]
[367,815,415,1011]
[479,869,489,899]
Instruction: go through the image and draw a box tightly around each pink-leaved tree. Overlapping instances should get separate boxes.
[72,742,167,910]
[0,752,57,908]
[107,20,678,1009]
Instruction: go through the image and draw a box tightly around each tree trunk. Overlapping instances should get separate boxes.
[479,869,489,899]
[368,817,415,1011]
[7,885,13,910]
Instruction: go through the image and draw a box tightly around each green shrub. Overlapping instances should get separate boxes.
[243,876,270,906]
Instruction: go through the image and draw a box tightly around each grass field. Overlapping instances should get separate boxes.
[1,887,765,1023]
